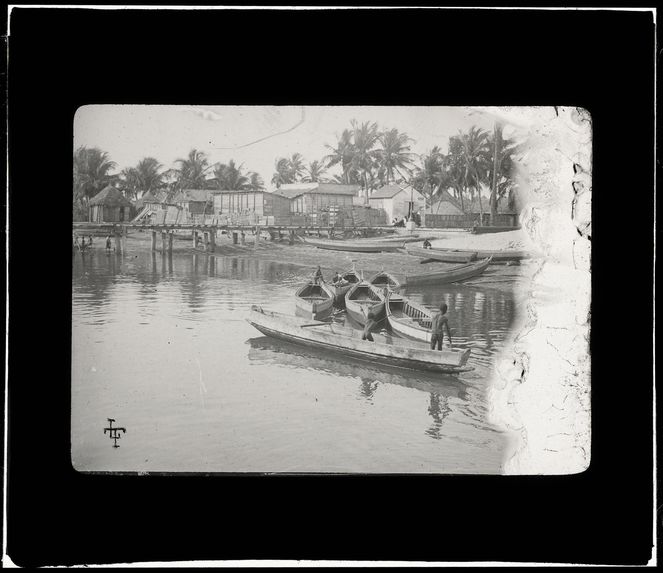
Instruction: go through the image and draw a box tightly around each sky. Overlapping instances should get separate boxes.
[73,105,530,189]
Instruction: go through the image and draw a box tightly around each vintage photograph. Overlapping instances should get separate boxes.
[71,105,591,475]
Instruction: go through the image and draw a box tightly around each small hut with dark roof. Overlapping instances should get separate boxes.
[88,185,134,222]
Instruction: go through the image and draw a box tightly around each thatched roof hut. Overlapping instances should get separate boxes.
[88,186,134,222]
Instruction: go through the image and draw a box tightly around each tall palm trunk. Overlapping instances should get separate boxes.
[490,123,501,226]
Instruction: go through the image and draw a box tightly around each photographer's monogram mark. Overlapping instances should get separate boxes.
[103,418,126,448]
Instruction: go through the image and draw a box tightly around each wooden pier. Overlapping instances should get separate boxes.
[72,222,396,254]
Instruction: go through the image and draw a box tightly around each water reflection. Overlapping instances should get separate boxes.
[73,247,516,472]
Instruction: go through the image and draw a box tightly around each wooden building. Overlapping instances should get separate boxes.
[273,183,359,214]
[171,189,213,217]
[212,189,291,221]
[88,185,134,222]
[368,184,425,223]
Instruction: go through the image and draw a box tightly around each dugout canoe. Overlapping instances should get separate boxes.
[404,257,492,286]
[344,280,386,326]
[294,282,335,319]
[328,268,361,304]
[472,225,521,234]
[368,270,402,290]
[405,246,478,263]
[246,306,473,374]
[385,291,435,344]
[302,237,404,252]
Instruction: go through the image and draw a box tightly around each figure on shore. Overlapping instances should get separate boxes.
[430,303,452,351]
[423,239,432,249]
[74,235,80,251]
[87,235,93,246]
[313,265,324,285]
[80,237,87,251]
[105,235,112,252]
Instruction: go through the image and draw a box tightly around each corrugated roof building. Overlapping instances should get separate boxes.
[272,182,359,214]
[368,184,425,223]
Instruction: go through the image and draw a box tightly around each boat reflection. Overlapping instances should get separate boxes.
[246,336,468,400]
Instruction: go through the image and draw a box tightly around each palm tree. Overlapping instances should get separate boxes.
[485,124,520,223]
[73,146,118,213]
[174,149,211,189]
[213,159,250,190]
[247,171,265,191]
[271,157,293,188]
[377,128,416,184]
[287,153,306,182]
[459,126,490,218]
[410,146,448,210]
[323,128,356,184]
[302,160,328,183]
[348,120,381,203]
[119,157,163,200]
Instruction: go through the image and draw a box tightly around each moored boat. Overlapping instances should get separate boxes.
[328,268,361,305]
[246,306,473,374]
[472,225,521,234]
[405,246,478,263]
[344,280,386,325]
[404,257,492,286]
[385,292,434,343]
[294,281,335,319]
[302,237,404,252]
[368,270,402,290]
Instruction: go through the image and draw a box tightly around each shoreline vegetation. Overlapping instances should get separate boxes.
[74,118,521,224]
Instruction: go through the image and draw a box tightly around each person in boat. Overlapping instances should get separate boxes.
[430,303,452,350]
[331,271,342,284]
[313,265,324,284]
[423,239,432,249]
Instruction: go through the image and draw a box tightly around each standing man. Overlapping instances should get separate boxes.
[313,265,324,285]
[105,235,112,252]
[430,303,452,350]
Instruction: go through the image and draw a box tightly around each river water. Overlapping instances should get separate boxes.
[72,243,518,474]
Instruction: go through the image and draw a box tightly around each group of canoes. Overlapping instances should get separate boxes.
[249,261,486,375]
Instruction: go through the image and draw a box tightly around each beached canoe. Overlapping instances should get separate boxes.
[385,292,435,344]
[328,268,361,304]
[246,306,473,374]
[405,246,478,263]
[345,281,386,325]
[474,249,531,262]
[368,270,402,290]
[294,282,335,319]
[472,225,521,234]
[404,257,492,286]
[302,237,404,252]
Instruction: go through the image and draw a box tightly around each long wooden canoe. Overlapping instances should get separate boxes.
[385,292,435,344]
[405,246,478,263]
[404,257,492,286]
[246,306,473,374]
[295,282,335,319]
[472,225,521,234]
[368,270,402,290]
[345,281,386,325]
[303,237,404,252]
[328,268,361,304]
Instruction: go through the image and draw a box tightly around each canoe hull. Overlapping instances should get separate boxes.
[304,238,404,252]
[472,226,521,234]
[345,282,386,326]
[405,257,491,286]
[406,246,477,263]
[295,283,334,318]
[246,307,472,374]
